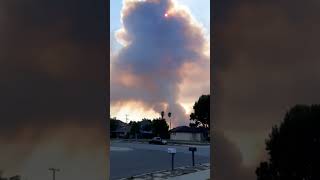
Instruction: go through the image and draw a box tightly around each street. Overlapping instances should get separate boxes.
[110,141,210,180]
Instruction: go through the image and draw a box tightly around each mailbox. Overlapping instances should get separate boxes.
[168,148,176,170]
[167,148,176,154]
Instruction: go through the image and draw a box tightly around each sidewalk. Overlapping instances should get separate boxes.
[168,169,210,180]
[112,138,210,146]
[119,163,210,180]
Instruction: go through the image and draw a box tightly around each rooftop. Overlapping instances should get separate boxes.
[169,126,208,133]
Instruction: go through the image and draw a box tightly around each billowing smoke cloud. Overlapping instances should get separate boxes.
[213,130,254,180]
[0,0,107,179]
[213,0,320,179]
[111,0,210,126]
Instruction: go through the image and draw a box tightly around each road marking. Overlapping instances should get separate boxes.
[110,147,133,152]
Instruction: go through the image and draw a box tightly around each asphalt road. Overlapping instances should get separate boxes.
[110,141,210,180]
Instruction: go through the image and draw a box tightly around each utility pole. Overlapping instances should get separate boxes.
[49,168,60,180]
[125,114,129,124]
[168,112,172,130]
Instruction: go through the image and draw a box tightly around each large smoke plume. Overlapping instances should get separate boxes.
[0,0,107,179]
[111,0,210,126]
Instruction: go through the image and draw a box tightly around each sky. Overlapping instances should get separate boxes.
[110,0,210,125]
[213,0,320,180]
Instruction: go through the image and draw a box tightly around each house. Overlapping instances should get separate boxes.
[110,119,130,138]
[139,119,153,139]
[139,130,153,139]
[169,126,209,142]
[112,125,130,138]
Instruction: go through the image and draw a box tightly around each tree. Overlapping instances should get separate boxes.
[110,118,118,132]
[256,104,320,180]
[129,121,141,138]
[152,118,169,139]
[161,111,165,120]
[256,162,275,180]
[168,112,172,129]
[110,118,120,138]
[190,94,210,128]
[141,118,152,131]
[189,122,198,128]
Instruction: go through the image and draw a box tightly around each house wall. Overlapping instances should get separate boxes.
[170,132,202,141]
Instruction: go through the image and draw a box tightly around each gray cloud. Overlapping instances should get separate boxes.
[213,130,254,180]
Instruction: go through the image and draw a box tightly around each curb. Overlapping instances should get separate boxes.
[118,163,210,180]
[112,139,210,146]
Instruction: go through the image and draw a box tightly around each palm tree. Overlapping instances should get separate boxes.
[168,112,172,130]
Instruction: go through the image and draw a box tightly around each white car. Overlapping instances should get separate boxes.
[149,137,167,145]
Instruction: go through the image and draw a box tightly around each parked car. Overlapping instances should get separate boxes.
[149,137,167,145]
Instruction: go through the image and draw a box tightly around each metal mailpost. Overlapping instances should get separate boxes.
[189,147,197,166]
[167,148,177,171]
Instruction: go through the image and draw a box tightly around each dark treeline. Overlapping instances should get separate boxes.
[110,94,210,140]
[110,117,169,139]
[256,104,320,180]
